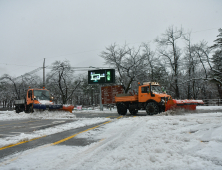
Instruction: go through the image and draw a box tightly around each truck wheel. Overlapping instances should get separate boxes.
[26,105,34,113]
[117,103,127,115]
[146,102,159,115]
[129,109,138,115]
[15,106,20,113]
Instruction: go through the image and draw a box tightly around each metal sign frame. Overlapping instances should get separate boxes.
[88,69,115,84]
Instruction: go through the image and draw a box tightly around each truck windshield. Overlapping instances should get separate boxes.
[151,86,162,93]
[34,90,50,100]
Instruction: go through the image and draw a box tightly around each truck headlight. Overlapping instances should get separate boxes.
[161,97,167,105]
[160,97,166,105]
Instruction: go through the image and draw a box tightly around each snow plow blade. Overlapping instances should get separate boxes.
[165,99,204,111]
[33,104,74,113]
[33,104,63,110]
[61,105,74,113]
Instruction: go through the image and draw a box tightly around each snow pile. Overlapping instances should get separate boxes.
[1,112,222,170]
[0,110,76,120]
[0,109,116,121]
[0,106,221,121]
[73,108,118,114]
[157,109,185,116]
[197,106,222,110]
[38,100,53,105]
[69,113,222,170]
[0,106,222,169]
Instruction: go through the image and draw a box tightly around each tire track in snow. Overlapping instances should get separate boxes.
[56,118,145,170]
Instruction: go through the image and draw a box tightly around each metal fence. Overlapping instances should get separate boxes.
[202,99,222,106]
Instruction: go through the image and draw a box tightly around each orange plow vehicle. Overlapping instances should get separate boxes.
[14,87,74,113]
[115,82,204,115]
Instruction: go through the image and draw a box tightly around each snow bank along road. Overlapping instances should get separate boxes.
[0,106,222,169]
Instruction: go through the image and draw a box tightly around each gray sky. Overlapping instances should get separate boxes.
[0,0,221,78]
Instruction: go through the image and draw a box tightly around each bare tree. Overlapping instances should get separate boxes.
[142,43,168,86]
[0,73,42,108]
[46,60,82,104]
[192,41,212,79]
[0,74,20,99]
[142,43,156,81]
[0,81,15,108]
[210,28,222,98]
[183,33,202,99]
[155,26,184,98]
[100,43,147,93]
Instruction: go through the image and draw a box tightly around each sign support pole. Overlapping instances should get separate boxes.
[100,84,103,111]
[43,58,46,88]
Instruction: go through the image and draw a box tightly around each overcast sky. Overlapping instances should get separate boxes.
[0,0,221,78]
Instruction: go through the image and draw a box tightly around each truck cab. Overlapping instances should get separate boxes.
[14,87,73,113]
[115,82,172,115]
[26,88,52,106]
[138,82,170,103]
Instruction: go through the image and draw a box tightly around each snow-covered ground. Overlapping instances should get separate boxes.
[0,106,222,170]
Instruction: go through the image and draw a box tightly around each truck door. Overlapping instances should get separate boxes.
[27,90,33,105]
[139,86,151,102]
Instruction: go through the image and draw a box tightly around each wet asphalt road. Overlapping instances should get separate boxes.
[0,119,76,138]
[0,112,125,160]
[0,121,107,160]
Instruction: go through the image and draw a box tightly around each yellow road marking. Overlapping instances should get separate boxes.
[106,116,120,118]
[51,121,112,146]
[0,119,119,166]
[0,136,46,151]
[0,118,116,151]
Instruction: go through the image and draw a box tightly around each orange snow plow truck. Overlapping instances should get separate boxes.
[115,82,204,115]
[14,87,74,113]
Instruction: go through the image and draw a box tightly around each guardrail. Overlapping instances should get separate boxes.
[202,99,222,106]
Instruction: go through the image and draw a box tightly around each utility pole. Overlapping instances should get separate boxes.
[21,75,25,98]
[43,58,46,88]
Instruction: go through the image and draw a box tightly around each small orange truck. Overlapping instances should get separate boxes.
[115,82,204,115]
[14,87,74,113]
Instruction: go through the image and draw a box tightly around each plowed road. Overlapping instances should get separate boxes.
[0,109,218,160]
[0,112,131,159]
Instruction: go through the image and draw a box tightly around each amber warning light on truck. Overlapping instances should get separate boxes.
[88,69,115,84]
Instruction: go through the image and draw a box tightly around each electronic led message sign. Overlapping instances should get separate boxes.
[88,69,115,84]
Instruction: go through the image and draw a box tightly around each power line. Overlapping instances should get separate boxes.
[0,64,112,84]
[0,27,219,79]
[45,49,102,59]
[192,28,218,34]
[1,27,219,68]
[0,63,40,68]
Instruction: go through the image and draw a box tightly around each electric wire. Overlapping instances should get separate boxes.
[0,27,219,82]
[0,27,218,68]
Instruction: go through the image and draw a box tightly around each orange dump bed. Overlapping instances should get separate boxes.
[115,95,138,102]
